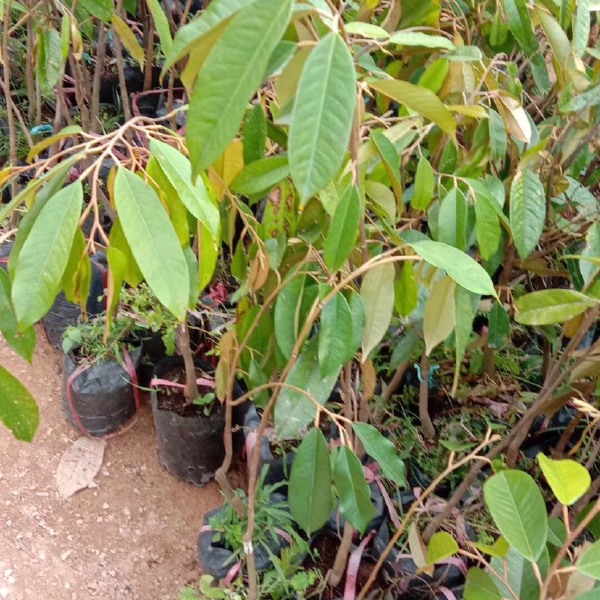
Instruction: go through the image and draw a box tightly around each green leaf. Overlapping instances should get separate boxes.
[488,109,508,161]
[484,470,547,561]
[388,31,455,50]
[411,157,435,211]
[515,289,598,325]
[348,291,366,354]
[474,192,501,261]
[360,262,395,360]
[164,0,255,71]
[488,302,510,349]
[547,517,567,546]
[537,453,591,506]
[453,286,478,393]
[146,0,172,55]
[345,22,390,40]
[579,541,600,580]
[289,32,356,201]
[198,221,220,292]
[369,79,456,138]
[424,276,456,355]
[274,275,317,361]
[410,240,497,297]
[0,365,39,442]
[502,0,538,54]
[274,338,340,439]
[12,182,82,329]
[510,170,546,261]
[243,104,267,164]
[114,169,189,320]
[371,131,402,204]
[491,546,547,600]
[76,0,113,21]
[289,428,332,535]
[318,292,353,375]
[231,156,290,197]
[333,446,375,533]
[353,423,406,487]
[464,568,502,600]
[324,185,361,272]
[394,261,418,317]
[0,270,36,363]
[37,27,63,96]
[427,532,458,565]
[438,187,468,250]
[150,139,221,239]
[187,0,293,174]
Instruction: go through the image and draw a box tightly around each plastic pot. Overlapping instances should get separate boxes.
[151,356,225,486]
[198,493,289,579]
[62,347,142,437]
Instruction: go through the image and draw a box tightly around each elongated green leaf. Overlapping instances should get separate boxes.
[388,31,455,50]
[289,428,332,535]
[411,157,435,211]
[410,240,497,297]
[438,187,468,250]
[243,104,267,164]
[464,568,502,600]
[488,302,510,349]
[353,423,406,487]
[114,169,189,320]
[274,275,317,361]
[369,79,456,138]
[231,157,290,197]
[318,292,353,375]
[453,286,478,393]
[502,0,538,54]
[537,453,591,506]
[488,109,507,161]
[360,262,395,360]
[76,0,113,21]
[371,131,402,204]
[274,338,340,439]
[424,276,456,354]
[484,470,547,561]
[579,540,600,579]
[12,182,82,329]
[345,22,390,40]
[333,446,375,534]
[150,139,221,239]
[428,532,458,565]
[0,270,36,363]
[37,27,63,96]
[474,192,501,261]
[324,185,361,272]
[146,0,172,56]
[0,365,38,442]
[164,0,255,71]
[491,546,547,600]
[515,290,598,325]
[289,32,356,201]
[348,291,366,354]
[394,261,418,317]
[187,0,293,175]
[510,170,546,261]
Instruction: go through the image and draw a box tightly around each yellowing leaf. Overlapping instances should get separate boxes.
[496,94,531,143]
[111,14,145,69]
[537,454,591,506]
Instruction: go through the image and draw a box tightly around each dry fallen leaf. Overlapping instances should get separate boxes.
[56,437,106,499]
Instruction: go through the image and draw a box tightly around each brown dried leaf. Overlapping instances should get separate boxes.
[56,437,106,499]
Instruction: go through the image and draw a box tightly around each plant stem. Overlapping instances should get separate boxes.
[177,319,199,403]
[329,522,354,587]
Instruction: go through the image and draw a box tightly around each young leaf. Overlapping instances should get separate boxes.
[514,290,598,325]
[324,185,361,272]
[369,79,456,138]
[333,446,375,534]
[483,470,547,561]
[114,169,189,320]
[360,262,395,360]
[394,261,418,317]
[289,428,332,535]
[187,0,293,174]
[352,422,407,487]
[231,156,290,197]
[427,532,459,565]
[12,182,83,329]
[318,292,354,375]
[510,170,546,261]
[411,157,435,211]
[424,276,456,355]
[410,240,497,297]
[274,339,340,439]
[438,187,468,250]
[537,453,591,506]
[289,32,357,201]
[578,540,600,580]
[464,568,502,600]
[149,139,221,239]
[0,365,39,442]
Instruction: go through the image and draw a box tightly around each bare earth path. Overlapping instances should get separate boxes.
[0,332,222,599]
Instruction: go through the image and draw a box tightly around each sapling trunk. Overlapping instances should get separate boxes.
[328,522,354,587]
[177,319,199,403]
